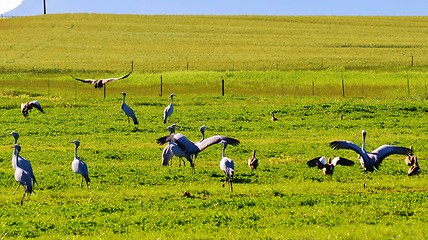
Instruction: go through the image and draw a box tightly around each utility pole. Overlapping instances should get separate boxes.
[43,0,47,14]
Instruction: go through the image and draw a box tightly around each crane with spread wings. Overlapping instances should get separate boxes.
[72,72,132,89]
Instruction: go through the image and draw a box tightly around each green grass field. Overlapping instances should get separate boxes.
[0,14,427,239]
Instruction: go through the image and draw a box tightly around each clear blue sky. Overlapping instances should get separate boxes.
[4,0,428,16]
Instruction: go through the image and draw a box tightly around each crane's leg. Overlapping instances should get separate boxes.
[20,192,26,205]
[230,181,233,192]
[13,183,20,194]
[127,117,130,124]
[363,170,368,188]
[80,177,84,188]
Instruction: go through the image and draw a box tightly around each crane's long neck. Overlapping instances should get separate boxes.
[13,148,19,166]
[361,132,366,152]
[222,144,227,158]
[252,150,256,159]
[122,95,126,104]
[200,131,205,142]
[74,146,79,159]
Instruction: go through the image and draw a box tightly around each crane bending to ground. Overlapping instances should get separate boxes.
[21,100,44,117]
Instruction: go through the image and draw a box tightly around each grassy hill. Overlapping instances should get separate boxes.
[1,14,428,73]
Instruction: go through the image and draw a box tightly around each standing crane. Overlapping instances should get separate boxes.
[21,100,44,117]
[10,131,37,185]
[163,93,176,124]
[121,92,139,125]
[219,140,235,192]
[13,144,34,205]
[248,150,259,170]
[71,140,91,188]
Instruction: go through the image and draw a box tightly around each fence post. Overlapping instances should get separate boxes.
[222,79,225,96]
[131,61,134,72]
[407,75,410,96]
[411,55,414,67]
[312,81,314,96]
[160,75,163,97]
[341,75,345,98]
[187,62,189,71]
[104,84,106,99]
[361,83,364,97]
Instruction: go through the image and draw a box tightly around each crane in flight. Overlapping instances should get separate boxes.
[72,72,132,89]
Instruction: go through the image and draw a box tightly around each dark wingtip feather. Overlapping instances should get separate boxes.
[329,141,340,150]
[338,158,355,166]
[228,138,240,146]
[156,135,170,145]
[307,159,319,167]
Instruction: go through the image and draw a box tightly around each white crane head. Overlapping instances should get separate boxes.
[170,93,176,99]
[121,92,127,97]
[10,131,19,143]
[71,140,80,148]
[200,125,207,134]
[362,130,367,137]
[219,140,228,149]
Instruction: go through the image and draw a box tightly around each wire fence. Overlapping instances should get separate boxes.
[1,74,427,100]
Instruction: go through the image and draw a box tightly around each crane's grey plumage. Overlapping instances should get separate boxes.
[219,140,234,192]
[330,130,412,172]
[10,131,37,185]
[163,93,175,124]
[72,72,132,89]
[157,126,237,169]
[161,125,205,167]
[71,140,90,188]
[13,144,34,205]
[121,92,139,125]
[161,123,179,166]
[248,150,259,170]
[307,156,354,176]
[21,100,44,117]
